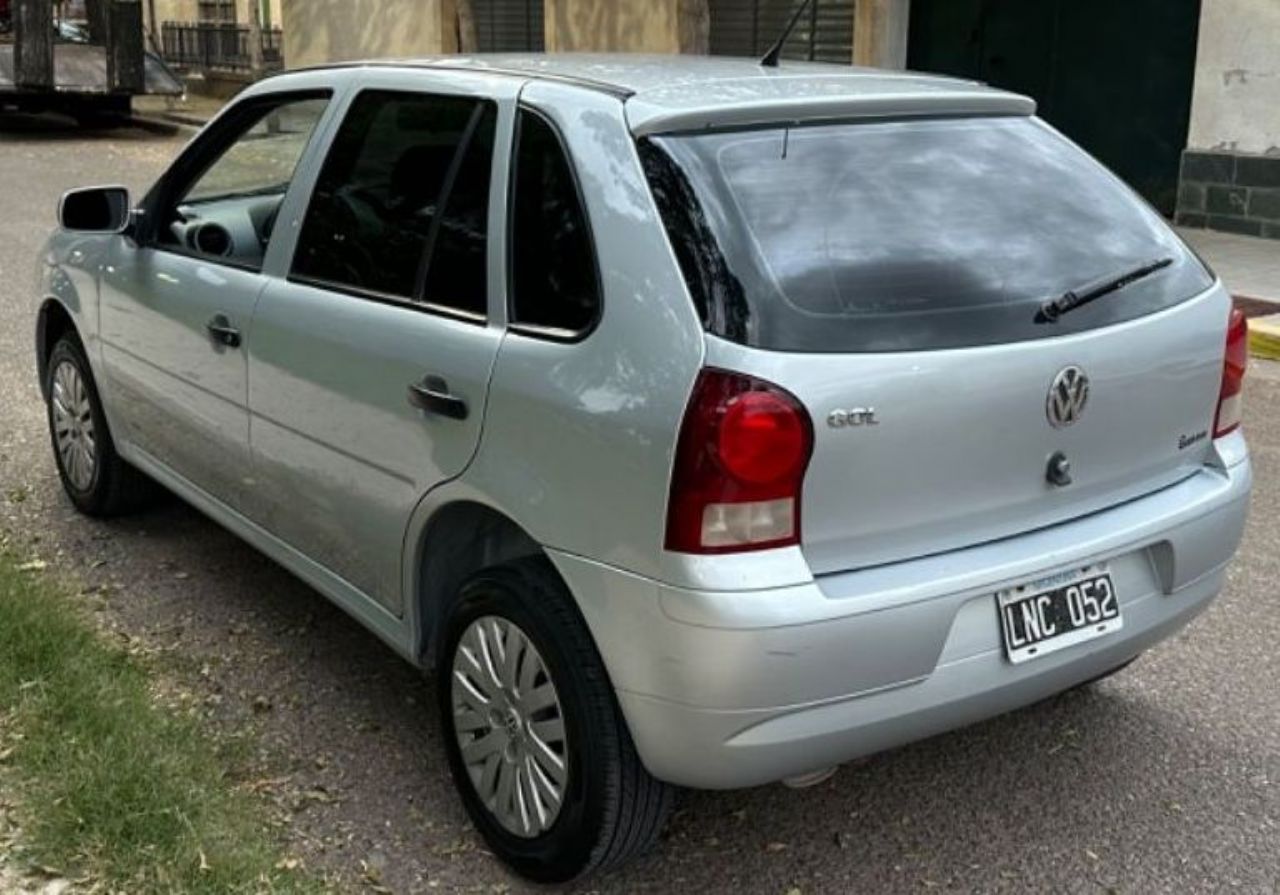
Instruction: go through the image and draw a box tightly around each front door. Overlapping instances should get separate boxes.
[246,74,515,614]
[98,92,333,509]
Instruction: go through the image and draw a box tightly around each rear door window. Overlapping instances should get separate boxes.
[642,116,1212,352]
[422,105,497,317]
[292,90,496,315]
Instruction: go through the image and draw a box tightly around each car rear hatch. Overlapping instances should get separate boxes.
[643,114,1228,575]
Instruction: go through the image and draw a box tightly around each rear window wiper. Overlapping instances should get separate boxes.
[1036,256,1174,323]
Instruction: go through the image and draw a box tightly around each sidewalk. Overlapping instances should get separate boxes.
[131,93,227,129]
[1179,228,1280,358]
[1179,227,1280,307]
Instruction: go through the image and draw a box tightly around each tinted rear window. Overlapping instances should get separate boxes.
[642,117,1212,353]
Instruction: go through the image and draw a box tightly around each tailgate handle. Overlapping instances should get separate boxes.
[408,376,468,421]
[1046,451,1072,487]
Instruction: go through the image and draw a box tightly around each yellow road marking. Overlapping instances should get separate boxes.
[1248,314,1280,361]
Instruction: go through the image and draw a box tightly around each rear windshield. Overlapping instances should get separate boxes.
[641,116,1212,353]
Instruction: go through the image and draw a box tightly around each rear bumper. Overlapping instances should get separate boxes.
[550,437,1251,789]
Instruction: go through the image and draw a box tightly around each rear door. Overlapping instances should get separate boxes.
[246,72,515,614]
[644,114,1226,576]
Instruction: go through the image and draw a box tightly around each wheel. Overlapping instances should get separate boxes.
[437,557,675,883]
[45,335,153,516]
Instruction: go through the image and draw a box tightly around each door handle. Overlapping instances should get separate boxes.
[407,375,468,420]
[206,314,241,348]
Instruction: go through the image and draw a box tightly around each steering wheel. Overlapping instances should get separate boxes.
[316,191,376,286]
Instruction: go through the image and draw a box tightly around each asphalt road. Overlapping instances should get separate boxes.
[1,114,1277,894]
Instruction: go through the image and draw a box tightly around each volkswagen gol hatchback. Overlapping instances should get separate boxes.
[36,56,1252,881]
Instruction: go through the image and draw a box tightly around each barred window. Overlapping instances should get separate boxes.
[196,0,236,23]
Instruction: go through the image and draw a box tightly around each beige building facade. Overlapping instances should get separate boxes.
[542,0,708,55]
[149,0,284,29]
[282,0,459,69]
[281,0,908,70]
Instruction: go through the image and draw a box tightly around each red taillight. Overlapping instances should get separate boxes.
[1215,306,1248,438]
[665,369,814,554]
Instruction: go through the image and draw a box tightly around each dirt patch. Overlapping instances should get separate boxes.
[0,793,75,895]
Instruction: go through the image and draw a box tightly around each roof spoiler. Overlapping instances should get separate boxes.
[627,84,1038,137]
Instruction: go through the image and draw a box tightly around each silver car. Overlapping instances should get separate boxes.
[35,55,1252,882]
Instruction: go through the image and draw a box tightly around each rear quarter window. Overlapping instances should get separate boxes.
[642,116,1213,353]
[509,109,600,337]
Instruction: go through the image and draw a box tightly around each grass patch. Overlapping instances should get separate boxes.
[0,550,321,893]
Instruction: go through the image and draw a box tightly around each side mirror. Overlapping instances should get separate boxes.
[58,186,132,233]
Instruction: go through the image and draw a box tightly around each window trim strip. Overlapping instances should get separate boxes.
[286,273,489,326]
[412,102,488,304]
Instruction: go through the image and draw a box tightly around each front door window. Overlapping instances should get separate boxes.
[153,94,330,269]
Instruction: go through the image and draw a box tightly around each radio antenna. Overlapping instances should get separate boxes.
[760,0,816,68]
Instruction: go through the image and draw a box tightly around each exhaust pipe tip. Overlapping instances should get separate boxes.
[781,766,838,789]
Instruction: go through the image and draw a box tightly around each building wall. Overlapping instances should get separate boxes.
[1177,0,1280,239]
[1187,0,1280,155]
[278,0,907,68]
[544,0,707,54]
[853,0,908,68]
[149,0,195,25]
[147,0,283,26]
[282,0,458,68]
[251,0,284,27]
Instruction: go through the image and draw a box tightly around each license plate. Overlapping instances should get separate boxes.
[997,564,1122,664]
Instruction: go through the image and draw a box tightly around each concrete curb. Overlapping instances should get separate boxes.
[1234,295,1280,360]
[129,112,207,132]
[1248,314,1280,361]
[124,115,190,136]
[153,112,212,129]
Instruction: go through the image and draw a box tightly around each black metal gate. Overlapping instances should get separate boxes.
[908,0,1202,216]
[160,21,283,73]
[473,0,544,52]
[709,0,853,64]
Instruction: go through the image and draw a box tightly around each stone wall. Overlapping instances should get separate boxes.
[1177,153,1280,240]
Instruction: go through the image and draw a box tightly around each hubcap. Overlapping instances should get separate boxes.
[51,359,97,492]
[451,615,568,838]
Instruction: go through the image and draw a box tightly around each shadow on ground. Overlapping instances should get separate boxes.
[0,110,178,141]
[43,484,1260,894]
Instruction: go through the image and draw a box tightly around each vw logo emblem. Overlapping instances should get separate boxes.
[1047,366,1089,428]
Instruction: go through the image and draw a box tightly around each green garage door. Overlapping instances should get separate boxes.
[709,0,854,64]
[473,0,544,52]
[908,0,1201,215]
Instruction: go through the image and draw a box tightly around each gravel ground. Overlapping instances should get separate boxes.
[0,113,1277,894]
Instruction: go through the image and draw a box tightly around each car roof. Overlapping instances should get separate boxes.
[288,53,1037,135]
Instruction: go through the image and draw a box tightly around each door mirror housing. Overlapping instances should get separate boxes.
[58,186,132,233]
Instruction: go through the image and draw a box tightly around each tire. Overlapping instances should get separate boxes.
[44,335,153,516]
[437,556,675,883]
[70,96,131,128]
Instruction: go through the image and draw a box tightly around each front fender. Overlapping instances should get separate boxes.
[35,230,113,389]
